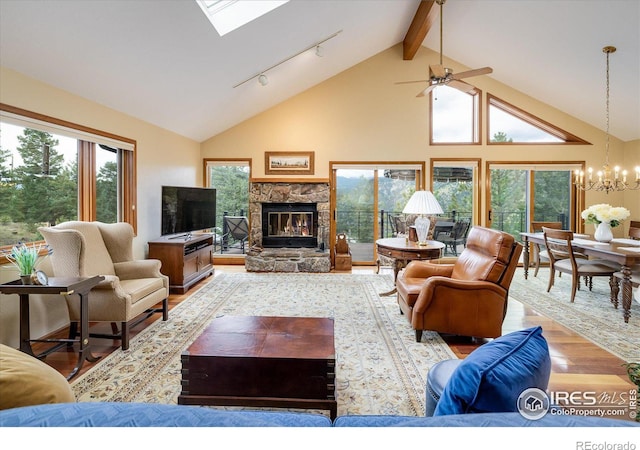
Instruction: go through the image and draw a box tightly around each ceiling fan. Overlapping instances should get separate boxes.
[397,0,493,97]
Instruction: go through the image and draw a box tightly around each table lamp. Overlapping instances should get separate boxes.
[402,190,443,246]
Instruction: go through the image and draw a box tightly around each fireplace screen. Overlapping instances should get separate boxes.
[268,212,314,238]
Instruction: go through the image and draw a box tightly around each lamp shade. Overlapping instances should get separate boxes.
[402,191,444,215]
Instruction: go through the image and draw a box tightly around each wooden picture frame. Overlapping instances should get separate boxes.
[265,151,315,175]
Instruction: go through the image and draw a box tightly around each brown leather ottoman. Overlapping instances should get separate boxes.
[178,315,337,419]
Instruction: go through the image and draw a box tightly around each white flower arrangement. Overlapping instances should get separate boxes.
[581,204,631,228]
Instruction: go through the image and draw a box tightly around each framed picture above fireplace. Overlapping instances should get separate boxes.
[265,151,314,175]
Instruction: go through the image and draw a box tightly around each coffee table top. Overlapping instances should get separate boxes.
[185,315,335,360]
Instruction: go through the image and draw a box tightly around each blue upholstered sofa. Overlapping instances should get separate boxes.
[0,401,638,427]
[2,327,638,428]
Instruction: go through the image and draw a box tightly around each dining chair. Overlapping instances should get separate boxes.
[530,221,562,277]
[542,227,618,303]
[629,220,640,240]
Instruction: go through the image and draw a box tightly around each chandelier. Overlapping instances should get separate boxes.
[574,46,640,194]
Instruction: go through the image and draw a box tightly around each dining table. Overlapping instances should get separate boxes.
[520,232,640,323]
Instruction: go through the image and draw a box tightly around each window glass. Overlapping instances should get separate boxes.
[431,86,479,144]
[489,106,562,143]
[0,123,78,245]
[96,145,119,223]
[205,160,250,256]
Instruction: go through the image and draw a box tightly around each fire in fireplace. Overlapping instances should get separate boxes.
[262,203,318,248]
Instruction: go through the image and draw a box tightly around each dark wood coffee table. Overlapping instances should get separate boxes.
[178,315,337,419]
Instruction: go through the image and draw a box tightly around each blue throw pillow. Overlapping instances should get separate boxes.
[434,326,551,416]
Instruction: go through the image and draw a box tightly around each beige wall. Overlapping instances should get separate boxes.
[0,67,201,347]
[202,44,638,230]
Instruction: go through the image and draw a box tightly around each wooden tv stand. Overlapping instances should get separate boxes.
[148,234,214,294]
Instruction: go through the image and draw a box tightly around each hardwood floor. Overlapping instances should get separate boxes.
[33,265,636,420]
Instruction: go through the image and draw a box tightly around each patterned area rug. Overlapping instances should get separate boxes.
[509,268,640,362]
[70,272,457,416]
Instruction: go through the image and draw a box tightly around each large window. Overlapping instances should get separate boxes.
[330,162,424,264]
[487,162,580,241]
[0,105,136,247]
[204,159,251,257]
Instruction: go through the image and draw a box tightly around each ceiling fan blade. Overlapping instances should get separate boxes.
[451,67,493,80]
[447,79,478,94]
[416,83,438,98]
[394,80,429,85]
[430,64,446,78]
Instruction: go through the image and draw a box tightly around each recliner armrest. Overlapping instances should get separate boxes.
[414,278,507,312]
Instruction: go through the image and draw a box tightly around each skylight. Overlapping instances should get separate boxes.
[195,0,289,36]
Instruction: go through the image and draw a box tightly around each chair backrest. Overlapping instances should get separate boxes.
[451,226,522,289]
[453,219,471,239]
[38,221,117,277]
[541,227,577,270]
[629,220,640,240]
[531,221,562,233]
[224,216,249,240]
[391,215,407,235]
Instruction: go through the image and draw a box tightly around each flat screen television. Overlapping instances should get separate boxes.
[161,186,216,237]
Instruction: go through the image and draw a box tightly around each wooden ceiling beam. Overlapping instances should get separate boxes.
[403,0,438,61]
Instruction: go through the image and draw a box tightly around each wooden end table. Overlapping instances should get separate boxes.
[178,315,337,419]
[376,237,445,296]
[0,275,105,380]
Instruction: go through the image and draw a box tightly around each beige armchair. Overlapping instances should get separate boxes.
[38,221,169,350]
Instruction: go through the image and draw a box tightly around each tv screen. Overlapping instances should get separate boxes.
[161,186,216,236]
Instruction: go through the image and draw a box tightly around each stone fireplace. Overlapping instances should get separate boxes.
[246,181,330,272]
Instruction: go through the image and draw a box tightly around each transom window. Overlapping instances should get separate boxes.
[430,86,480,144]
[488,94,589,144]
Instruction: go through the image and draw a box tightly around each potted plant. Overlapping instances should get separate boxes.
[3,242,49,284]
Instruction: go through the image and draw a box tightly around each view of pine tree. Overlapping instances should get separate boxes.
[336,175,374,241]
[433,181,473,218]
[96,161,118,223]
[492,131,513,143]
[209,165,249,229]
[490,168,526,236]
[0,139,13,223]
[13,129,77,230]
[533,171,571,225]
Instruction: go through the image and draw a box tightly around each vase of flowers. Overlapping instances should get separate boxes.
[581,204,631,243]
[3,242,50,284]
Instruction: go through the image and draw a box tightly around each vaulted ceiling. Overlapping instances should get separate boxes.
[1,0,638,142]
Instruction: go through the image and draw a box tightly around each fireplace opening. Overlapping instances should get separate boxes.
[262,203,318,248]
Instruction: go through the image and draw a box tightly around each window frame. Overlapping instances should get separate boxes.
[0,103,137,255]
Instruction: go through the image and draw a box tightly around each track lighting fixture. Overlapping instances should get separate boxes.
[233,30,342,88]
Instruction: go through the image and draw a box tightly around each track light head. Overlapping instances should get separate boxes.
[258,74,268,86]
[315,45,324,57]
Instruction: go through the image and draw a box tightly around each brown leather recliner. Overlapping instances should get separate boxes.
[396,226,523,342]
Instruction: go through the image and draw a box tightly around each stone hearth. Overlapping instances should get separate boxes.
[246,181,330,273]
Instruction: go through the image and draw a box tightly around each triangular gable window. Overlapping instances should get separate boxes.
[488,94,589,144]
